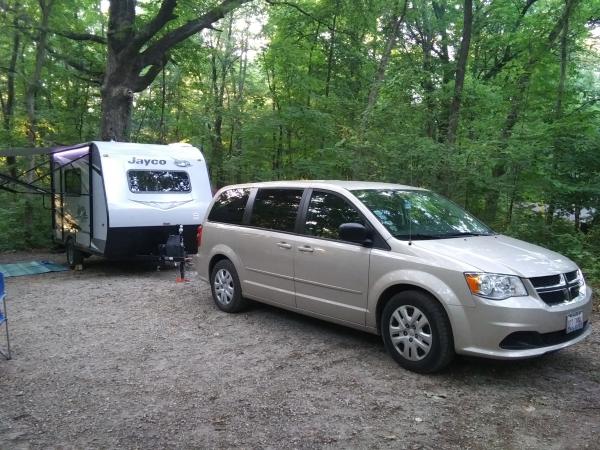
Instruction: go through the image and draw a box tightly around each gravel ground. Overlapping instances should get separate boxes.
[0,250,598,449]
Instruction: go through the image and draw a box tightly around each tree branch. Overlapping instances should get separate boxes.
[140,0,251,65]
[14,23,104,80]
[130,0,178,52]
[132,64,165,92]
[264,0,355,37]
[46,45,104,80]
[565,97,600,117]
[479,0,541,80]
[52,29,107,44]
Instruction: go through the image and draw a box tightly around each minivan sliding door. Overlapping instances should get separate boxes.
[236,188,304,308]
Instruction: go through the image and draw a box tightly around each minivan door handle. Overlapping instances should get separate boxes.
[298,245,314,253]
[277,242,292,249]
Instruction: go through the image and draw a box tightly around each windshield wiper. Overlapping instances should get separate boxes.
[442,232,493,238]
[394,233,441,240]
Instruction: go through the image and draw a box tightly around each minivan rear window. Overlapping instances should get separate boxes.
[250,188,303,232]
[128,170,191,193]
[208,188,250,224]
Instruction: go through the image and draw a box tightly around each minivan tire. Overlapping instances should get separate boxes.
[381,290,454,373]
[210,259,248,313]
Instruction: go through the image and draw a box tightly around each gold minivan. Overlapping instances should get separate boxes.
[197,181,592,373]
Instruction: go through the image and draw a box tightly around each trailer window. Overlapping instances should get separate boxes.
[128,170,191,193]
[64,168,82,195]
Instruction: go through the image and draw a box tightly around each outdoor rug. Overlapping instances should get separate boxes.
[0,261,69,277]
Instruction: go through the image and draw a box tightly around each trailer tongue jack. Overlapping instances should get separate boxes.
[160,225,190,282]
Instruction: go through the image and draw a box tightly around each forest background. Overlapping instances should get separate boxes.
[0,0,599,285]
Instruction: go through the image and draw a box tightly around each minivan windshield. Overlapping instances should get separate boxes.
[353,189,493,240]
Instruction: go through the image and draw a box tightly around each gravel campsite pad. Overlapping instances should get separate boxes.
[0,251,598,449]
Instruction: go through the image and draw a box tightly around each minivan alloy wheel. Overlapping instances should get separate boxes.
[389,305,432,361]
[214,269,234,305]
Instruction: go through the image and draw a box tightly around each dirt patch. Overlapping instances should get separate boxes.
[0,251,598,449]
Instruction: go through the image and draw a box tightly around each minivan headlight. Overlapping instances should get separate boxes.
[464,273,527,300]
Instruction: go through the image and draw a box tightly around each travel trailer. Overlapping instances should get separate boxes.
[0,142,213,270]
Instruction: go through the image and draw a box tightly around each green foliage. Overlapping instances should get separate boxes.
[0,192,52,251]
[506,209,600,287]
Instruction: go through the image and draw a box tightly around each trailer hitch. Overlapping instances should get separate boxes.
[159,225,190,282]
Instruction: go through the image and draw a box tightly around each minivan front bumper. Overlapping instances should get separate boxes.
[450,287,593,359]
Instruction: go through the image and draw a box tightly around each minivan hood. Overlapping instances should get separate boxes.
[412,234,577,278]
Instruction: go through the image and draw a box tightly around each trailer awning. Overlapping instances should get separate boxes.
[0,142,91,157]
[0,142,95,195]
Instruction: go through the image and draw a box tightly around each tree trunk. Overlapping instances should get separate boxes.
[159,62,167,143]
[446,0,473,146]
[306,24,320,108]
[100,84,134,141]
[359,0,408,135]
[98,0,251,141]
[208,18,234,188]
[324,10,337,99]
[233,23,249,182]
[23,0,54,247]
[432,0,452,86]
[100,0,136,141]
[1,16,20,177]
[546,3,571,224]
[210,45,225,187]
[26,0,54,147]
[421,39,437,139]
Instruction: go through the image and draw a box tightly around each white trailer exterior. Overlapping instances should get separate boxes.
[49,141,212,263]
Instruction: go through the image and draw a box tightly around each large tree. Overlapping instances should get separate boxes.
[99,0,251,141]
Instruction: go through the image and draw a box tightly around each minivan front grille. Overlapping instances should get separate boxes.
[529,271,583,306]
[530,274,561,288]
[565,270,579,282]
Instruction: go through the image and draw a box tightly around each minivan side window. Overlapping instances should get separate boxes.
[208,188,250,224]
[250,188,303,232]
[304,191,365,240]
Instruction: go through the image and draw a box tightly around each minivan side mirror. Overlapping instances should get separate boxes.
[339,223,373,247]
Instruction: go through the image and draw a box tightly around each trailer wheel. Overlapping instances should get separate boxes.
[66,239,84,267]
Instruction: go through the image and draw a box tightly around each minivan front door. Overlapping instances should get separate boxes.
[294,190,371,325]
[236,188,304,308]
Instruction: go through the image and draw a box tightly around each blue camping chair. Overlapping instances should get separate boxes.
[0,272,11,359]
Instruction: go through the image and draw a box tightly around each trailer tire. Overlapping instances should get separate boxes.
[66,239,84,267]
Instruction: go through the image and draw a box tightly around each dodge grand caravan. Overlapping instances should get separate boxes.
[197,181,592,373]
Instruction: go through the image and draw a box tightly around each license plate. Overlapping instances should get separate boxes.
[566,311,584,334]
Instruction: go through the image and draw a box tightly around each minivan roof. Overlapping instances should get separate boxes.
[220,180,427,191]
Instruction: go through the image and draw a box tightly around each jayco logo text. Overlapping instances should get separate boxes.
[127,157,167,166]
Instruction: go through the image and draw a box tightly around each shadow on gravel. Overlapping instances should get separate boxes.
[230,298,597,383]
[75,255,182,276]
[226,299,597,385]
[242,299,382,342]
